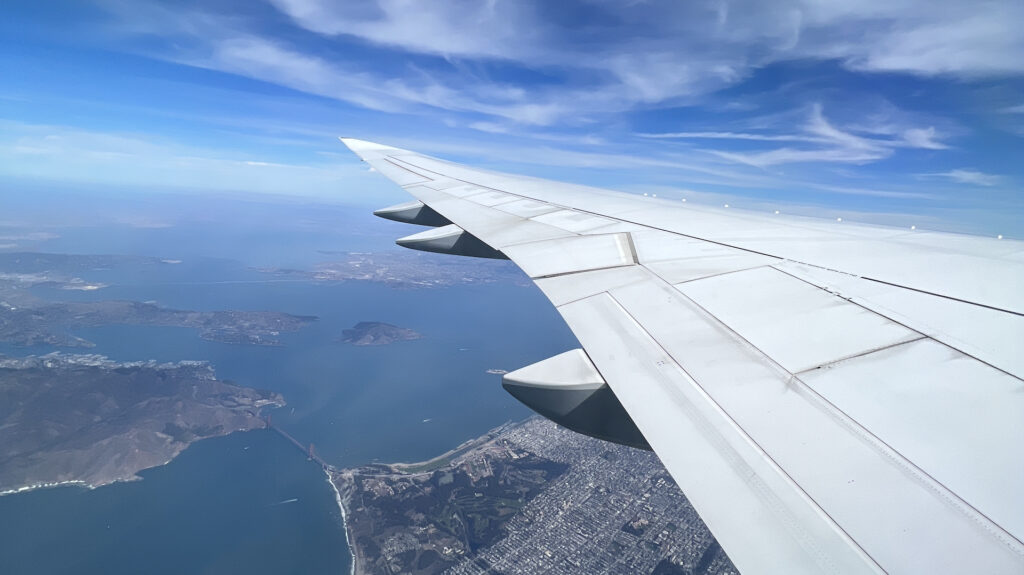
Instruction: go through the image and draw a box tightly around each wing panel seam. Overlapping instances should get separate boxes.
[662,279,1024,553]
[794,367,1024,554]
[664,263,780,285]
[862,276,1024,317]
[597,292,880,574]
[773,265,1024,382]
[793,336,928,374]
[381,157,437,185]
[534,263,635,280]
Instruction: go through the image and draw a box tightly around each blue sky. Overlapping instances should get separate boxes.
[1,0,1022,234]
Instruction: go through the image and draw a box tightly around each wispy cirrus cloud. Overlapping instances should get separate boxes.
[921,169,1001,186]
[683,104,948,168]
[901,127,948,150]
[96,0,1024,128]
[637,131,810,142]
[0,119,397,203]
[266,0,1024,78]
[4,0,1020,234]
[264,0,547,61]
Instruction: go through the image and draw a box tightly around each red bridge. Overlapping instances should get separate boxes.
[266,416,334,472]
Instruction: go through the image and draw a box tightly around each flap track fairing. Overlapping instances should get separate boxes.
[374,200,452,227]
[502,349,650,450]
[396,224,508,259]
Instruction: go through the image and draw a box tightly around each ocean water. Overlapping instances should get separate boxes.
[0,432,348,575]
[0,197,579,574]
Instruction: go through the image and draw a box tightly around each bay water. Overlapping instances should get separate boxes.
[0,197,578,574]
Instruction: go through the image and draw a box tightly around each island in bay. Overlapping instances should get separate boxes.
[331,418,737,575]
[258,250,531,289]
[0,252,317,348]
[0,353,283,493]
[342,321,422,346]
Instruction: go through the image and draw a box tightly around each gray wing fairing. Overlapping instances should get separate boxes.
[501,349,649,450]
[374,200,452,227]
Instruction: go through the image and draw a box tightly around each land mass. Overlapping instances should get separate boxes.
[0,252,159,278]
[259,250,530,289]
[0,252,317,348]
[342,322,422,346]
[0,299,316,348]
[0,353,283,493]
[331,418,736,575]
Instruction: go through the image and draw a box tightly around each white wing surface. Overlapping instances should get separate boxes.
[341,138,1024,575]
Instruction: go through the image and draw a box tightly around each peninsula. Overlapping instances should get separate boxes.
[331,418,737,575]
[0,353,284,493]
[258,250,530,289]
[0,299,316,348]
[0,252,316,348]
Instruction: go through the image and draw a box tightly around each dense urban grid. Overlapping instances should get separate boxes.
[336,418,737,575]
[445,419,736,575]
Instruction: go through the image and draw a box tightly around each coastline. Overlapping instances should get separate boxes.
[324,420,533,575]
[0,479,93,497]
[0,425,267,498]
[326,470,358,575]
[389,421,515,473]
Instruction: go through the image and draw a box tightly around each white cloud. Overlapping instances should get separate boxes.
[265,0,546,61]
[267,0,1024,80]
[804,103,885,153]
[699,104,905,167]
[832,9,1024,76]
[178,34,582,125]
[923,169,1001,186]
[901,127,948,150]
[709,146,880,168]
[0,120,396,203]
[807,182,934,200]
[468,122,510,134]
[641,99,952,166]
[637,131,811,142]
[50,0,1015,227]
[661,102,952,168]
[98,0,1024,129]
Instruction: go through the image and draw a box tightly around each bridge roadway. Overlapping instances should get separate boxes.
[267,420,336,472]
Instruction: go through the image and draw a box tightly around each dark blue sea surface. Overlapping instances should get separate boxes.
[0,432,348,575]
[0,196,578,574]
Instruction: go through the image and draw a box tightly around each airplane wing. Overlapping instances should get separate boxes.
[341,137,1024,574]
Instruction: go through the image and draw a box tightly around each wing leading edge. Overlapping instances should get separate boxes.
[341,137,1024,575]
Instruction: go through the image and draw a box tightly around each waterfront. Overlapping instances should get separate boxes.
[0,197,579,574]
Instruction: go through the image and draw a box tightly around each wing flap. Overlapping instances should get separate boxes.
[535,265,652,306]
[632,229,783,284]
[557,291,882,575]
[502,233,636,278]
[800,338,1024,540]
[675,266,923,373]
[778,260,1024,376]
[600,274,1024,574]
[492,198,563,218]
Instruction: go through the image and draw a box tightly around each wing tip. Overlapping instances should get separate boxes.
[338,136,368,152]
[338,137,411,161]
